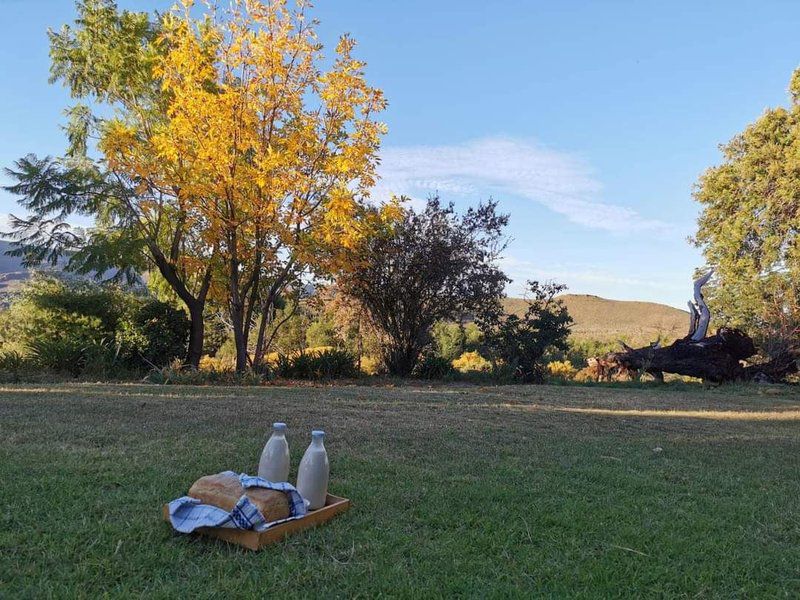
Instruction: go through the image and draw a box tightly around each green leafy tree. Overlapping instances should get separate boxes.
[694,67,800,351]
[306,314,338,349]
[117,300,190,368]
[480,281,572,383]
[3,1,214,367]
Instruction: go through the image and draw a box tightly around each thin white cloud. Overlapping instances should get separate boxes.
[374,137,672,234]
[500,255,681,290]
[499,255,690,307]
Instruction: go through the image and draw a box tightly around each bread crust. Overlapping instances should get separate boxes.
[188,472,291,523]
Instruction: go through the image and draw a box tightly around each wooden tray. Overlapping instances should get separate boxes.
[163,494,351,551]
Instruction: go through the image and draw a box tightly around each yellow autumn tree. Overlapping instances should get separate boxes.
[106,0,390,371]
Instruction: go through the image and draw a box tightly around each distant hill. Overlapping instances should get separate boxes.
[503,294,688,345]
[0,240,689,344]
[0,241,112,298]
[0,241,38,294]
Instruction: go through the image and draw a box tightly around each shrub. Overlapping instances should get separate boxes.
[0,350,27,373]
[118,300,190,368]
[0,350,31,381]
[199,356,235,372]
[413,354,455,379]
[480,281,572,383]
[305,316,338,349]
[0,275,197,376]
[28,337,91,376]
[547,360,577,380]
[276,349,358,380]
[452,351,492,373]
[359,355,382,376]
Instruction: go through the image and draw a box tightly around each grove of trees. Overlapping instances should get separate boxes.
[1,0,573,382]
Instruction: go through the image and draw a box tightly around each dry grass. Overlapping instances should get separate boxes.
[504,293,688,344]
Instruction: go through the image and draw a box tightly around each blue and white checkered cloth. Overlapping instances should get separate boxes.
[168,471,308,533]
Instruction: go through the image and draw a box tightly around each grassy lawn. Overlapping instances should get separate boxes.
[2,382,800,597]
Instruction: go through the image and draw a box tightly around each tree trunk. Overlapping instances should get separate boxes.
[384,342,420,376]
[186,303,205,369]
[146,242,213,370]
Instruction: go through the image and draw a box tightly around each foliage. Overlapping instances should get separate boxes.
[338,197,509,376]
[150,0,390,372]
[309,287,383,364]
[547,360,577,380]
[117,300,190,368]
[0,275,128,346]
[481,281,573,383]
[433,321,483,361]
[452,351,492,373]
[0,274,189,375]
[413,354,455,380]
[268,300,312,355]
[28,337,118,377]
[3,0,213,367]
[546,337,623,369]
[275,348,359,381]
[0,351,27,374]
[305,314,339,349]
[694,66,800,350]
[359,355,382,376]
[202,314,230,358]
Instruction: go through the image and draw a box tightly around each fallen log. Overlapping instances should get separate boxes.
[605,328,745,383]
[591,272,799,383]
[595,271,800,383]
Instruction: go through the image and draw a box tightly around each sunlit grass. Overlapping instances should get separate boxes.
[1,382,799,596]
[500,403,800,421]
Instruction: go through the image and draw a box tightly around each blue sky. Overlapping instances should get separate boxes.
[2,0,799,307]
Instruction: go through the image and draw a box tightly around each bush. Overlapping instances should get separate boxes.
[0,276,130,354]
[0,350,27,373]
[28,337,91,376]
[452,351,492,373]
[547,360,577,380]
[0,275,191,377]
[557,338,621,368]
[481,281,572,383]
[413,354,455,379]
[432,322,484,361]
[305,316,338,349]
[199,356,235,372]
[118,300,190,368]
[0,350,31,381]
[359,355,382,376]
[275,349,358,380]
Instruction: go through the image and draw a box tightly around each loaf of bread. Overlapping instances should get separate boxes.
[188,472,290,523]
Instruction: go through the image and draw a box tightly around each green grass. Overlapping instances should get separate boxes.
[1,382,799,597]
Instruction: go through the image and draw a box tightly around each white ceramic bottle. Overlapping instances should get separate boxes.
[296,430,330,510]
[258,422,290,483]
